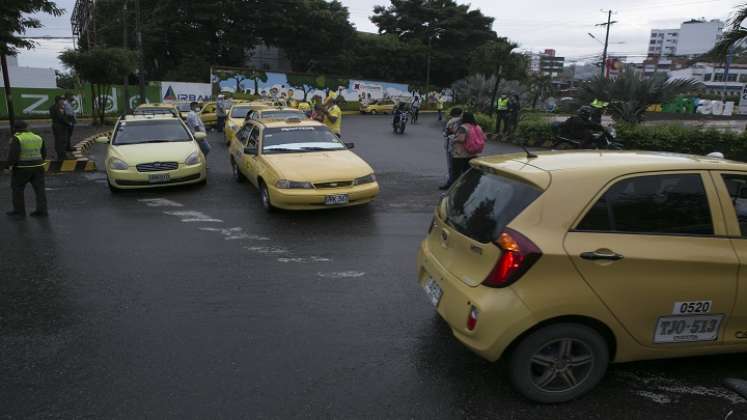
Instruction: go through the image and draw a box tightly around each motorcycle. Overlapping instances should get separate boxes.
[551,123,623,151]
[393,111,409,134]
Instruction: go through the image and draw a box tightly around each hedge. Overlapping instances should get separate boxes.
[511,120,747,161]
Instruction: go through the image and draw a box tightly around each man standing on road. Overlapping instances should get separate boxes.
[439,107,463,190]
[495,93,510,136]
[49,96,69,160]
[6,120,48,218]
[321,93,342,137]
[216,94,227,133]
[436,94,445,122]
[186,102,210,156]
[63,92,77,152]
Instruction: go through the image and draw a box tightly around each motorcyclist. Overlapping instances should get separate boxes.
[590,99,609,125]
[558,106,606,149]
[393,101,408,127]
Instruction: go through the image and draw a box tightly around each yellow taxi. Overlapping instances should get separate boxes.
[418,151,747,403]
[134,102,180,118]
[95,114,207,192]
[228,118,379,211]
[199,101,217,128]
[247,107,307,121]
[224,101,272,145]
[360,100,395,114]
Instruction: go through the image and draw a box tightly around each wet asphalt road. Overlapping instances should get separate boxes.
[1,114,746,419]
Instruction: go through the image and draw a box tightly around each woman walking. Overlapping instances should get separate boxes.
[450,112,485,182]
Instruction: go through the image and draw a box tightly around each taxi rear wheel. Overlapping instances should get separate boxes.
[259,181,275,212]
[508,323,609,404]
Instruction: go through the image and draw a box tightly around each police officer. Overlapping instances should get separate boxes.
[590,99,609,125]
[495,93,510,135]
[6,120,48,218]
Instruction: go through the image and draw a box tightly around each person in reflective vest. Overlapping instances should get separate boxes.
[495,94,510,135]
[590,99,609,125]
[6,120,48,218]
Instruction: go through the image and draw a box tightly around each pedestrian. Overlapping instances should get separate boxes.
[6,120,48,218]
[186,101,210,156]
[411,94,421,123]
[311,103,325,122]
[439,107,463,190]
[451,112,484,182]
[216,94,227,133]
[495,93,510,136]
[63,92,76,152]
[49,96,69,160]
[508,94,521,134]
[321,93,342,137]
[436,94,445,122]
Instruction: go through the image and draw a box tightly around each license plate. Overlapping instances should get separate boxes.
[653,315,723,344]
[423,278,443,307]
[325,194,349,205]
[148,174,171,184]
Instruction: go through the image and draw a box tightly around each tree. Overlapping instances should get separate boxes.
[346,32,427,84]
[709,6,747,59]
[371,0,497,86]
[578,69,703,123]
[451,74,497,113]
[55,70,80,91]
[60,48,137,125]
[468,38,526,115]
[524,75,555,110]
[1,0,63,132]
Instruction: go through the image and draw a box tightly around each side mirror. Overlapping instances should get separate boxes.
[244,146,258,155]
[344,142,355,149]
[95,136,110,144]
[194,132,207,141]
[438,196,448,218]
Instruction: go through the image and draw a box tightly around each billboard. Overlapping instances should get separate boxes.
[161,81,212,103]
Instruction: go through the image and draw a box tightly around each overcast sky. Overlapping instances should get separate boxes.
[16,0,743,70]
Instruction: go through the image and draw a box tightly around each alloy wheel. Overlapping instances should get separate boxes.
[529,338,594,393]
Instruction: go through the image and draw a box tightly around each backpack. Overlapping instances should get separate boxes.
[463,123,486,155]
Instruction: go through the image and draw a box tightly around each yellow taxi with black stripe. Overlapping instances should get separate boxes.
[228,118,379,211]
[96,114,207,192]
[224,101,272,145]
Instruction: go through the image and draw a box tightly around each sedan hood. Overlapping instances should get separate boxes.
[263,150,374,182]
[110,141,198,164]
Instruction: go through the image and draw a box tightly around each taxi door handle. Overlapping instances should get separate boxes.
[580,250,624,261]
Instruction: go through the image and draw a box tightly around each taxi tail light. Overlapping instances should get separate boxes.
[483,228,541,288]
[466,305,479,331]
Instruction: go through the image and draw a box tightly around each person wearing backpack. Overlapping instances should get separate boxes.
[451,112,485,183]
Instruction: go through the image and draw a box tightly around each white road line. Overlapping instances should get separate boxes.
[244,246,289,255]
[618,371,747,405]
[277,256,332,263]
[139,198,184,208]
[199,227,270,241]
[633,391,672,404]
[317,271,366,279]
[163,211,223,223]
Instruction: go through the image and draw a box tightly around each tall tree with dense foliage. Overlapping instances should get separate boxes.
[60,48,137,125]
[468,38,526,115]
[1,0,64,131]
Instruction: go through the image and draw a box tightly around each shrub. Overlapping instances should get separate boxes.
[474,112,495,133]
[516,119,554,147]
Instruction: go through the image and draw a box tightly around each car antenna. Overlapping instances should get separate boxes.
[520,141,537,159]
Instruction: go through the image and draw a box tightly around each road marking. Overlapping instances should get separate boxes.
[244,246,289,255]
[317,271,366,279]
[139,198,184,208]
[618,371,746,405]
[199,227,270,241]
[633,391,672,404]
[277,256,332,263]
[163,211,223,223]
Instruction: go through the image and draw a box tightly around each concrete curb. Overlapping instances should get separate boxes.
[1,130,108,175]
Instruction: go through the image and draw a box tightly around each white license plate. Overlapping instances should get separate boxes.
[423,278,443,307]
[654,315,723,344]
[325,194,349,205]
[148,174,171,184]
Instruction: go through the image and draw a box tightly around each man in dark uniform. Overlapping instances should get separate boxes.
[6,120,48,218]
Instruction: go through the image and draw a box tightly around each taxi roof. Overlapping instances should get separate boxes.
[475,150,747,174]
[136,102,176,108]
[122,114,180,122]
[255,118,324,129]
[258,107,303,113]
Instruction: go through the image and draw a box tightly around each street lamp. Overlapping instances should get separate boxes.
[425,27,445,97]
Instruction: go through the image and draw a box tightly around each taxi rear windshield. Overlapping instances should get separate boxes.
[446,168,542,243]
[113,120,192,145]
[231,107,252,118]
[260,110,305,120]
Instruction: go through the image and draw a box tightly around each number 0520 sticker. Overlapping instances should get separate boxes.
[654,315,723,344]
[672,300,712,314]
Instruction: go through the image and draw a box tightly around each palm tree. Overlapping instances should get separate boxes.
[525,75,555,110]
[710,5,747,58]
[578,68,703,123]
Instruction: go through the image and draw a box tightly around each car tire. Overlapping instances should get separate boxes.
[231,159,246,183]
[259,180,275,213]
[371,110,377,115]
[508,323,609,404]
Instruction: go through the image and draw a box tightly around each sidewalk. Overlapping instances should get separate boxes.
[0,123,112,161]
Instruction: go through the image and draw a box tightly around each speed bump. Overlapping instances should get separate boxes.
[0,159,96,174]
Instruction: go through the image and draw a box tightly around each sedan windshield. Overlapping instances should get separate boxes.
[113,120,192,145]
[231,107,253,118]
[262,126,345,153]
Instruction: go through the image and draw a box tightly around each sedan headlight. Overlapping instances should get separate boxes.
[275,179,314,189]
[353,174,377,185]
[109,157,129,170]
[185,151,201,165]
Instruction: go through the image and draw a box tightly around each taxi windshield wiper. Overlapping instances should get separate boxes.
[263,147,300,153]
[299,146,344,151]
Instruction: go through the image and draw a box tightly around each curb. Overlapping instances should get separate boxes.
[1,130,108,175]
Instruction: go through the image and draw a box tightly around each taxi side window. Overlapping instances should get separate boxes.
[721,174,747,237]
[247,127,259,148]
[576,173,714,235]
[237,126,253,145]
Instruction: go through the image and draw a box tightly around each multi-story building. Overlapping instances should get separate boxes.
[647,19,724,58]
[527,49,565,78]
[0,55,57,88]
[668,62,747,98]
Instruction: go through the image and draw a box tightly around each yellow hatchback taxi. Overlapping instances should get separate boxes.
[228,118,379,211]
[360,100,395,114]
[224,101,271,145]
[96,114,207,192]
[418,151,747,403]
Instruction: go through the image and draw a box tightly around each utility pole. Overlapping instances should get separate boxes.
[122,0,130,114]
[1,55,16,134]
[596,10,617,79]
[135,0,146,105]
[426,35,432,98]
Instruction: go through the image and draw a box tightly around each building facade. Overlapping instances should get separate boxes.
[0,56,57,88]
[648,29,679,57]
[648,19,724,58]
[527,49,565,78]
[668,63,747,98]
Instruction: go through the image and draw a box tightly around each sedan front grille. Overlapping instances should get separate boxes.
[136,162,179,172]
[314,181,353,189]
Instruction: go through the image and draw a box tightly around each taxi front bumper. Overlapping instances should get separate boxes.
[108,163,206,189]
[268,182,380,210]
